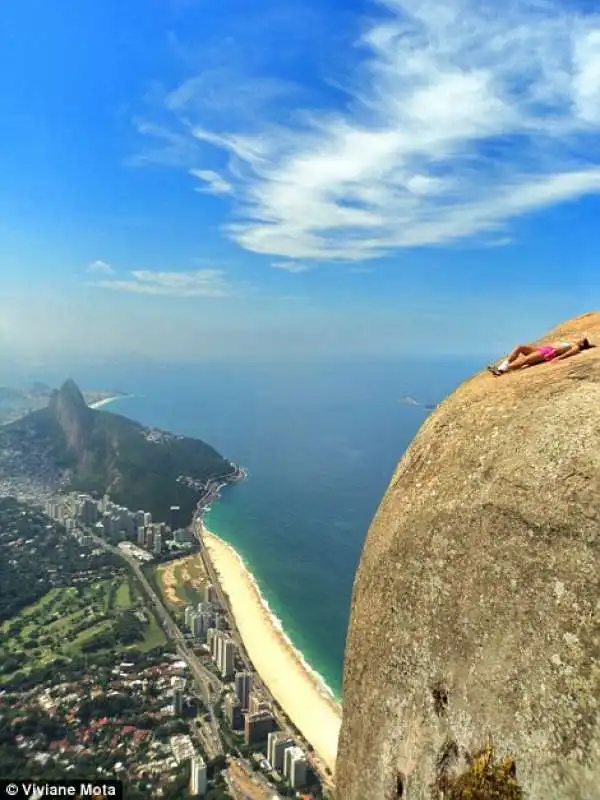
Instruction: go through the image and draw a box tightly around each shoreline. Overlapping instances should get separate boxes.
[206,522,339,702]
[201,526,342,773]
[88,395,128,410]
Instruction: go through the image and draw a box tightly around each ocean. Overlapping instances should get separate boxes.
[36,356,480,699]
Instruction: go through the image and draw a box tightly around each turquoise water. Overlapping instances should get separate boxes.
[40,357,480,698]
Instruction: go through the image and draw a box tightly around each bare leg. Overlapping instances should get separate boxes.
[488,344,541,376]
[505,350,545,371]
[507,344,535,363]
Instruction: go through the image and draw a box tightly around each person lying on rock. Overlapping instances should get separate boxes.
[488,337,593,376]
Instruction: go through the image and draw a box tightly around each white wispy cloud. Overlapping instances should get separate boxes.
[87,260,115,275]
[127,121,201,168]
[136,0,600,261]
[271,261,311,273]
[484,237,514,249]
[189,169,233,195]
[91,269,232,297]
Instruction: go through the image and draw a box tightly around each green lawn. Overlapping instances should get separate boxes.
[1,575,167,676]
[67,620,113,652]
[115,580,132,609]
[137,612,166,652]
[46,609,87,634]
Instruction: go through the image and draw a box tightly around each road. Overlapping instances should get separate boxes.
[226,758,282,800]
[89,532,224,758]
[193,508,337,793]
[192,500,254,676]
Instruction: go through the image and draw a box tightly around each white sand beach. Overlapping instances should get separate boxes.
[88,396,123,409]
[202,529,342,773]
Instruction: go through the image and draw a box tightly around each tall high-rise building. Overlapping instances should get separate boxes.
[220,638,235,678]
[153,532,162,555]
[200,612,214,638]
[169,505,180,532]
[137,526,146,546]
[190,611,214,641]
[214,613,227,630]
[173,689,183,716]
[249,693,269,714]
[244,710,276,745]
[185,606,195,631]
[192,614,204,639]
[204,583,217,604]
[145,529,154,551]
[143,511,152,527]
[286,746,308,789]
[80,497,98,525]
[112,508,134,538]
[224,693,243,730]
[174,528,193,544]
[215,632,224,667]
[284,745,307,787]
[172,676,185,716]
[207,628,217,654]
[234,671,253,710]
[190,754,207,797]
[267,732,294,772]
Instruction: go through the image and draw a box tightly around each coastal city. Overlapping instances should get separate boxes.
[0,464,331,800]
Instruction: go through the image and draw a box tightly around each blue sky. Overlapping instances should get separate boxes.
[1,0,599,363]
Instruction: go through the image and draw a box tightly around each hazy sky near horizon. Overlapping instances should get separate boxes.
[2,0,599,364]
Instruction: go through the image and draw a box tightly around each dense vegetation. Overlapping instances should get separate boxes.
[2,379,236,527]
[0,497,118,620]
[74,406,234,527]
[0,498,166,692]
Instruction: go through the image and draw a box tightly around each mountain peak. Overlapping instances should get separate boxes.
[49,378,88,413]
[59,378,86,403]
[48,378,91,454]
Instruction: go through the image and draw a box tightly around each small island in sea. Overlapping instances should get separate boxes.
[398,396,437,410]
[0,378,240,528]
[398,395,420,406]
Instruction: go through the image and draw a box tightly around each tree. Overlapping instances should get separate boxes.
[208,754,227,778]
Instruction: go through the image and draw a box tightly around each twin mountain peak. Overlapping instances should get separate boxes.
[6,378,234,529]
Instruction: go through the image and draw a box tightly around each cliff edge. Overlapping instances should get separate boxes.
[336,312,600,800]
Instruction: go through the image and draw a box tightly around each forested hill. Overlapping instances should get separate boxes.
[1,378,236,527]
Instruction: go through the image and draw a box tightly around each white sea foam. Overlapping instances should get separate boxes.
[88,394,130,409]
[203,523,342,708]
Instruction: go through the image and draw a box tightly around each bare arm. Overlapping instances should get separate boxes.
[555,345,581,361]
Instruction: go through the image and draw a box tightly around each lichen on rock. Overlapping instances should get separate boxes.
[336,313,600,800]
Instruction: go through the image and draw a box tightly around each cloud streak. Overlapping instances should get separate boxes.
[91,269,232,297]
[271,261,312,273]
[189,168,233,195]
[87,260,115,275]
[136,0,600,262]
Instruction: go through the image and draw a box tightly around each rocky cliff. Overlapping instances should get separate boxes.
[336,312,600,800]
[1,379,235,528]
[48,378,93,457]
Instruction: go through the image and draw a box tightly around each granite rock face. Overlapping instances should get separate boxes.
[48,378,92,457]
[336,313,600,800]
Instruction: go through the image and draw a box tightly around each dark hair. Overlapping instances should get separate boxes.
[580,338,593,350]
